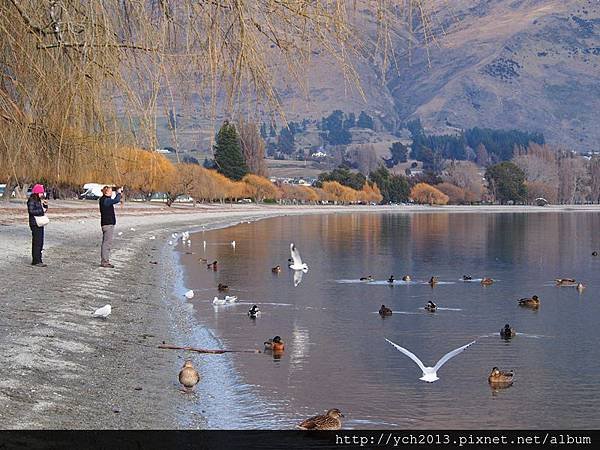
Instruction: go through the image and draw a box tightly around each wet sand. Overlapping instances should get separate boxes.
[1,200,598,429]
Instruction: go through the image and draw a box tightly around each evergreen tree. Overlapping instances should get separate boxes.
[344,112,356,129]
[278,127,295,154]
[485,161,527,204]
[368,166,410,203]
[389,141,409,164]
[357,111,374,129]
[269,123,277,137]
[213,121,248,180]
[260,122,268,139]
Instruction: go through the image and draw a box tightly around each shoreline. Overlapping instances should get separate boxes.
[1,202,599,429]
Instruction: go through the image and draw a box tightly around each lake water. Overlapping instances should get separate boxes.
[177,212,600,429]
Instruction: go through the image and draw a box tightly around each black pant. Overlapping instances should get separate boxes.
[31,225,44,264]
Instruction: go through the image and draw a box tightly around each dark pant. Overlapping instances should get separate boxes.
[31,226,44,264]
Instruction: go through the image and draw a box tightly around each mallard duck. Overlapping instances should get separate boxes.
[462,275,472,281]
[428,276,438,287]
[500,324,516,339]
[297,408,344,430]
[178,361,200,391]
[424,300,437,312]
[360,275,374,282]
[555,278,577,286]
[271,265,282,273]
[488,367,514,385]
[379,305,392,316]
[577,282,585,292]
[264,336,285,351]
[387,275,395,284]
[481,277,494,286]
[217,283,229,292]
[402,275,411,281]
[207,260,218,270]
[518,295,540,308]
[248,304,260,318]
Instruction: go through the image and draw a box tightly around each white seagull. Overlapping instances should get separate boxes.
[231,240,236,249]
[225,295,238,303]
[184,290,194,299]
[92,304,111,319]
[289,243,308,272]
[213,296,227,305]
[203,240,207,251]
[385,338,476,383]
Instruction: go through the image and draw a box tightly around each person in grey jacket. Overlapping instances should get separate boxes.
[27,184,48,267]
[99,185,122,268]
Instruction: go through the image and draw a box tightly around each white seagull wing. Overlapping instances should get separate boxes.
[433,340,476,372]
[290,243,303,266]
[385,339,427,373]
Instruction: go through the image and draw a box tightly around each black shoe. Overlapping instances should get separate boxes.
[32,263,47,267]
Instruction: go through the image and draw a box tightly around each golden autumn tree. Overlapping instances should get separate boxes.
[410,183,449,205]
[242,174,279,202]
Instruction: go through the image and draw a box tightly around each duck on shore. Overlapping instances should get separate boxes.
[555,278,577,286]
[297,409,344,430]
[428,276,438,287]
[178,361,200,392]
[387,275,395,284]
[481,277,494,286]
[360,275,374,282]
[500,324,516,339]
[248,305,261,318]
[518,295,540,308]
[402,275,411,282]
[424,300,437,312]
[379,305,392,316]
[264,336,285,351]
[271,265,282,274]
[217,283,229,292]
[488,367,514,385]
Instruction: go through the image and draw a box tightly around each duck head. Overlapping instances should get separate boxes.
[272,336,282,343]
[182,360,195,369]
[326,408,344,419]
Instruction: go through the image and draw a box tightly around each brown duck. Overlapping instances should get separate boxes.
[555,278,577,286]
[178,361,200,392]
[297,408,344,430]
[500,324,516,339]
[428,276,438,287]
[481,277,494,286]
[518,295,540,308]
[379,305,392,316]
[271,265,282,273]
[217,283,229,292]
[264,336,285,352]
[488,367,514,385]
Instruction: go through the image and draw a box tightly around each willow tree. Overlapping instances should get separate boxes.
[0,0,438,198]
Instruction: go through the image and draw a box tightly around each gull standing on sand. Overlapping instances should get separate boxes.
[289,243,308,272]
[92,304,112,319]
[231,240,236,249]
[184,290,194,299]
[385,338,476,382]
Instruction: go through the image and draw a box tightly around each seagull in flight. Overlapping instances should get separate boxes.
[385,338,476,382]
[289,243,308,272]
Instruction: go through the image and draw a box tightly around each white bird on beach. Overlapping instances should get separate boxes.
[130,227,136,231]
[289,243,308,272]
[385,338,476,383]
[117,231,123,236]
[184,290,194,299]
[172,233,178,239]
[168,240,173,245]
[213,296,227,305]
[231,240,236,249]
[92,304,112,319]
[149,236,156,240]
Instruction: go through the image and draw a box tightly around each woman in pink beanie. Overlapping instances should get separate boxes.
[27,184,48,267]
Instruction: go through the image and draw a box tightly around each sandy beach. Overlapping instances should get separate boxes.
[1,200,599,429]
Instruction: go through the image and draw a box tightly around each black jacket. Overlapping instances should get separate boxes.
[99,193,121,226]
[27,197,48,228]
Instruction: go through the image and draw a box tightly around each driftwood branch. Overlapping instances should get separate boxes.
[158,344,261,354]
[37,42,160,51]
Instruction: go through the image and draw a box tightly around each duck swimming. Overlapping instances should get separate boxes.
[577,282,585,292]
[264,336,285,351]
[402,275,411,281]
[248,305,260,318]
[360,275,374,282]
[424,300,437,312]
[297,409,344,430]
[488,367,514,385]
[518,295,540,308]
[387,275,395,284]
[429,276,438,287]
[178,361,200,392]
[481,277,494,286]
[207,260,218,270]
[217,283,229,292]
[462,275,472,281]
[271,265,282,273]
[500,324,516,339]
[379,305,392,316]
[593,251,598,257]
[555,278,577,286]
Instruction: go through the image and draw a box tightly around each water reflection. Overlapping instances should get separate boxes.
[179,212,600,429]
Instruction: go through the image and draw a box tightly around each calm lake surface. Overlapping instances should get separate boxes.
[178,212,600,429]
